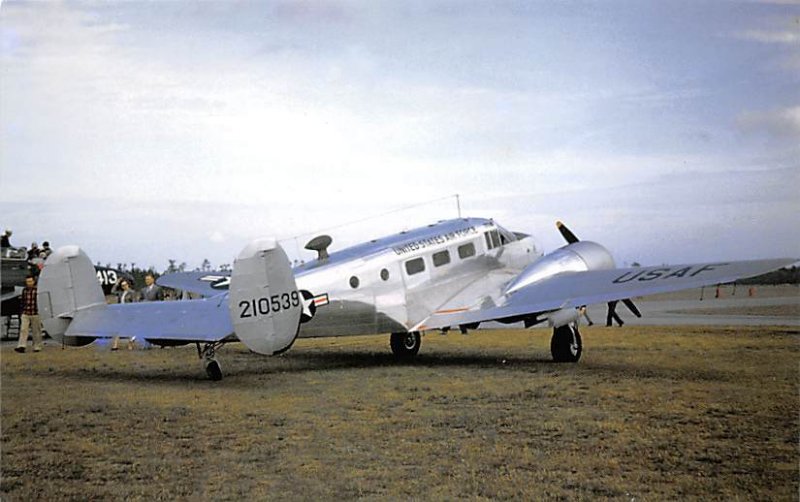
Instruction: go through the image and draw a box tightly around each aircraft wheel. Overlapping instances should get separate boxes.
[551,324,582,362]
[205,359,223,381]
[390,332,421,359]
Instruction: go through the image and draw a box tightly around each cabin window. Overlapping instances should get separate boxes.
[458,242,476,259]
[405,257,426,275]
[349,276,360,289]
[432,250,451,267]
[380,268,390,281]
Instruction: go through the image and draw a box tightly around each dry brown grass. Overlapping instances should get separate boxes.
[2,326,798,500]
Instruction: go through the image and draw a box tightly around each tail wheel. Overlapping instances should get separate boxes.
[390,332,421,359]
[205,359,223,381]
[551,324,582,362]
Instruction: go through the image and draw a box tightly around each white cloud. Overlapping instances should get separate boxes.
[738,29,800,44]
[2,1,798,268]
[737,106,800,139]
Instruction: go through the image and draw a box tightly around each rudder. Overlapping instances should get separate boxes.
[228,238,302,355]
[37,245,106,345]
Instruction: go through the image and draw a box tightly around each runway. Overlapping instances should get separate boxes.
[584,285,799,327]
[586,295,800,327]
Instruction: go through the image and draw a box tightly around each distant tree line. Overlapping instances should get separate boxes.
[735,266,799,285]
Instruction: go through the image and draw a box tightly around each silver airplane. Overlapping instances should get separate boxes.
[37,217,795,380]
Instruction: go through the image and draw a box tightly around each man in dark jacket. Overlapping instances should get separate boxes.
[15,275,43,353]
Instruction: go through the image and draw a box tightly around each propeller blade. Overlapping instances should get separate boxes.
[556,221,580,244]
[622,298,642,318]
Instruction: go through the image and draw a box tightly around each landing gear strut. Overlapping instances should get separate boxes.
[390,332,421,359]
[196,342,225,380]
[550,324,582,362]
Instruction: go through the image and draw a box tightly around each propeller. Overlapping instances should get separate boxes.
[555,220,643,321]
[556,220,580,244]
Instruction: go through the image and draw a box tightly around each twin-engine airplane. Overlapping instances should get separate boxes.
[37,218,794,380]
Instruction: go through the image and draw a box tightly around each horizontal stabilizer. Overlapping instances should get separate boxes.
[66,300,234,342]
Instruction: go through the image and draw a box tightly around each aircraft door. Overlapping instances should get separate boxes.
[372,260,405,332]
[400,255,433,328]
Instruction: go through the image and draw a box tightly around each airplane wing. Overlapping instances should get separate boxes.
[415,258,796,330]
[156,271,231,297]
[65,298,234,343]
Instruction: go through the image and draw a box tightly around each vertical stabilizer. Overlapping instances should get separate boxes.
[229,238,301,355]
[37,245,106,342]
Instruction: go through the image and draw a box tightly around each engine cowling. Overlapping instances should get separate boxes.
[545,307,582,328]
[504,241,615,295]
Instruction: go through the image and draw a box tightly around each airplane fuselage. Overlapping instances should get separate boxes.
[292,218,541,337]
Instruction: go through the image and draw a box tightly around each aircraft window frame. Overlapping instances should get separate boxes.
[380,268,390,281]
[458,242,476,259]
[484,232,494,250]
[432,250,451,267]
[490,230,501,248]
[349,276,360,289]
[497,225,517,244]
[405,257,426,276]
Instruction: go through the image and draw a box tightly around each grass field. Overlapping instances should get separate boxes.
[2,326,798,500]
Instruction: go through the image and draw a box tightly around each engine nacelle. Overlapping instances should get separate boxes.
[546,307,581,328]
[504,241,615,295]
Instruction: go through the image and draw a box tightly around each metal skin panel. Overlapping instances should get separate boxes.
[37,246,106,341]
[229,239,302,355]
[292,221,540,337]
[294,255,394,337]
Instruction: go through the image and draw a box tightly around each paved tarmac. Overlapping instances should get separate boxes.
[585,295,800,327]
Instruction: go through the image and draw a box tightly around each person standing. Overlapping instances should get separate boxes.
[581,307,594,326]
[1,229,12,248]
[15,275,43,353]
[111,279,138,350]
[606,300,624,327]
[26,242,43,276]
[40,241,53,260]
[139,273,163,302]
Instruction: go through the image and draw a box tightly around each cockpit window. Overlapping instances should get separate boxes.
[485,229,502,249]
[490,230,501,248]
[496,225,517,245]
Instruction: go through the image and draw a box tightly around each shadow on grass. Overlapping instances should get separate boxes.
[26,349,563,386]
[24,346,735,386]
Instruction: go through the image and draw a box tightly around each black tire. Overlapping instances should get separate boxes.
[205,360,223,381]
[550,324,582,362]
[390,332,421,359]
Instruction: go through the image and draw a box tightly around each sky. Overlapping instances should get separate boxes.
[1,0,798,271]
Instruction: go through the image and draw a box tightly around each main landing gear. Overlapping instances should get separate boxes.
[197,342,225,380]
[390,331,421,360]
[550,323,582,362]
